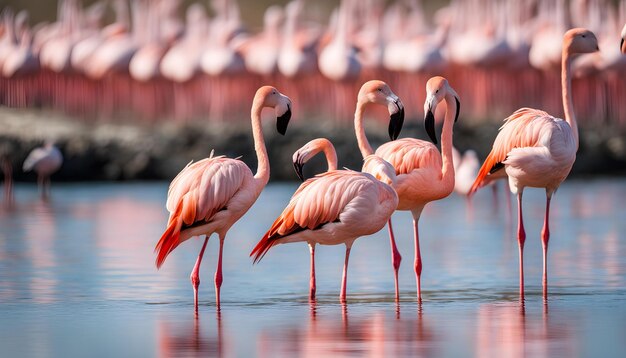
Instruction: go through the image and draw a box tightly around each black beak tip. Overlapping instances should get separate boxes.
[293,161,304,182]
[388,107,405,141]
[277,107,292,136]
[620,39,624,51]
[424,109,437,145]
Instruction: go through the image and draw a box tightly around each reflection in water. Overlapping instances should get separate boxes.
[24,201,58,303]
[475,301,577,358]
[158,313,223,358]
[257,303,436,357]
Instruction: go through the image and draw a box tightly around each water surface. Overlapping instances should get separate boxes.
[0,179,625,357]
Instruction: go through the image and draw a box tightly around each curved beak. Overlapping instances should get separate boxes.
[424,95,437,144]
[621,38,625,54]
[293,153,305,181]
[424,107,437,145]
[277,103,291,135]
[387,97,404,141]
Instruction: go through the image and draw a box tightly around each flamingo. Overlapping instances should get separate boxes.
[155,86,292,310]
[469,28,599,299]
[250,153,399,303]
[22,141,63,199]
[272,137,339,300]
[277,0,319,78]
[619,25,626,53]
[356,78,459,301]
[240,5,283,76]
[318,0,361,81]
[453,147,480,197]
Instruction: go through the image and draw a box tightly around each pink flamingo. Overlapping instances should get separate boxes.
[251,154,398,303]
[2,11,39,78]
[155,86,292,310]
[356,78,459,301]
[22,141,63,199]
[129,0,167,82]
[159,3,208,83]
[200,0,245,76]
[69,1,107,73]
[85,0,137,79]
[277,0,319,78]
[277,137,338,300]
[469,28,599,299]
[318,0,361,81]
[240,5,283,76]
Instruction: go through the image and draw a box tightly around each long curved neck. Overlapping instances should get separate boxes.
[439,94,456,193]
[561,48,579,149]
[321,144,338,172]
[354,100,374,158]
[251,101,270,189]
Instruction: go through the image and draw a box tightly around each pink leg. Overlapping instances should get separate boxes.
[413,218,423,302]
[340,244,352,303]
[215,237,225,308]
[387,219,402,301]
[516,192,526,299]
[309,243,316,300]
[190,237,209,311]
[541,194,552,298]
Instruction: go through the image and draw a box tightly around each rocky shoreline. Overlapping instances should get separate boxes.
[1,107,625,182]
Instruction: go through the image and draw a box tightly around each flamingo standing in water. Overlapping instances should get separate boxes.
[356,78,459,301]
[22,141,63,199]
[469,28,599,299]
[283,138,338,300]
[155,86,292,310]
[251,152,399,303]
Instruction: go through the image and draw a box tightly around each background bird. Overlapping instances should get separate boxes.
[22,141,63,200]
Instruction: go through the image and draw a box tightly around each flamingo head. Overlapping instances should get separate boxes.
[254,86,292,135]
[362,155,397,187]
[563,28,599,55]
[357,80,405,141]
[292,138,336,181]
[621,24,626,54]
[424,76,460,145]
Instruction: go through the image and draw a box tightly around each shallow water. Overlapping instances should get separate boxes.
[0,179,625,357]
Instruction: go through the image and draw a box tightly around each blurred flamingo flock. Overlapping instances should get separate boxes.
[0,0,625,124]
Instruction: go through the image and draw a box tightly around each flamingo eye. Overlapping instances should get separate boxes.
[582,34,586,38]
[378,88,383,92]
[435,89,439,93]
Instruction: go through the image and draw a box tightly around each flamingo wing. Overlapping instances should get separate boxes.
[251,170,375,262]
[22,148,48,172]
[166,156,250,226]
[376,138,441,175]
[469,108,555,194]
[156,156,251,267]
